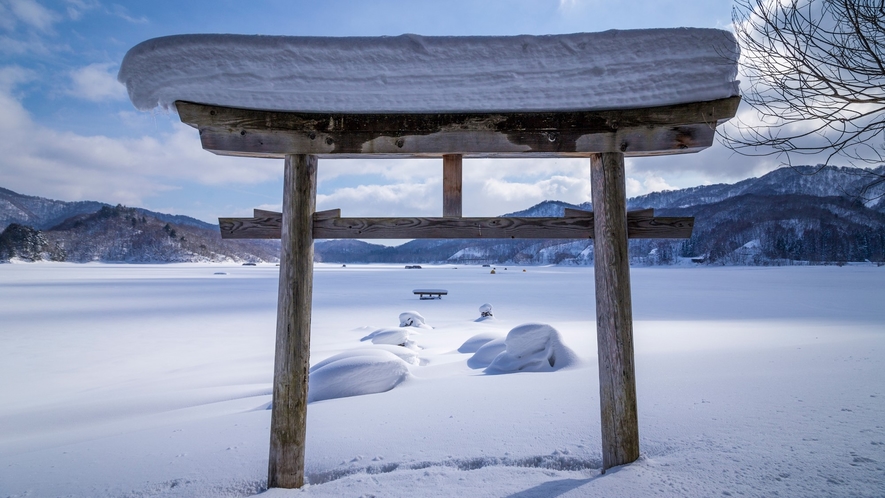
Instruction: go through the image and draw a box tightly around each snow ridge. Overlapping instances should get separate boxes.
[306,453,602,486]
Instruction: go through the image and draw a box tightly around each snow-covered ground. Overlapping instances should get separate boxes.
[0,263,883,497]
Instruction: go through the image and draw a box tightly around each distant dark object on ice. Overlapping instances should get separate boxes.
[413,289,447,300]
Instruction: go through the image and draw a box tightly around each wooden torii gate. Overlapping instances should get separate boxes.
[116,29,739,489]
[173,95,738,488]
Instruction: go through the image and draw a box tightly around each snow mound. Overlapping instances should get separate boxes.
[484,323,579,374]
[119,30,739,113]
[467,338,507,369]
[360,328,416,349]
[308,349,411,402]
[475,303,495,322]
[459,332,504,354]
[399,311,430,329]
[361,344,421,365]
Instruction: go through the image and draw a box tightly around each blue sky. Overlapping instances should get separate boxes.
[1,0,786,224]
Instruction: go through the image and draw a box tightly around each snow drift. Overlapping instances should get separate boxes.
[118,29,739,113]
[459,331,504,354]
[482,323,579,373]
[360,327,416,348]
[467,338,508,369]
[308,349,412,403]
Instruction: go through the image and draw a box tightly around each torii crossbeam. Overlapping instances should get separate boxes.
[119,29,741,489]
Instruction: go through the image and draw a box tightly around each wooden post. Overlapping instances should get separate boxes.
[268,154,317,489]
[443,154,462,217]
[590,152,639,471]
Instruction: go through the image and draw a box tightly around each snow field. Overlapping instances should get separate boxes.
[0,263,883,497]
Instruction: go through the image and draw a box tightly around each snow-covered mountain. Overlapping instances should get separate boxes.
[3,165,884,265]
[0,193,279,263]
[0,186,107,231]
[316,165,885,266]
[628,165,885,213]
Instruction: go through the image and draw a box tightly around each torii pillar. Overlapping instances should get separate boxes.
[591,151,639,468]
[267,154,316,488]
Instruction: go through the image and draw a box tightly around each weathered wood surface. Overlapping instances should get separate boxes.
[563,207,654,220]
[254,208,281,217]
[176,96,740,158]
[267,154,317,489]
[219,211,693,240]
[590,152,639,471]
[443,154,462,217]
[312,209,341,221]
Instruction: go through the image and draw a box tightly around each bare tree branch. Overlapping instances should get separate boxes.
[722,0,885,199]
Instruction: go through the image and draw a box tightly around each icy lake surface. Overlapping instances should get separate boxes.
[0,263,883,497]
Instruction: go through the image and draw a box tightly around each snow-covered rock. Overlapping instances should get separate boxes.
[399,311,430,329]
[308,349,411,402]
[484,323,579,373]
[476,303,494,321]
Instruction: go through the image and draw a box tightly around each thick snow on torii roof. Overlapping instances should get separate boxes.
[119,28,739,114]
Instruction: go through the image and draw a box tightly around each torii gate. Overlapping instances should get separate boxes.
[119,29,740,489]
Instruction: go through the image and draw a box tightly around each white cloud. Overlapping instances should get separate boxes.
[0,4,15,31]
[0,75,281,206]
[107,4,147,24]
[0,33,58,55]
[482,175,588,203]
[624,173,676,197]
[558,0,594,10]
[317,158,436,183]
[317,181,440,217]
[68,63,127,102]
[1,0,60,33]
[0,64,35,90]
[64,0,98,21]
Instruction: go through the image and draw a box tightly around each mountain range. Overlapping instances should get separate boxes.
[0,188,279,263]
[2,165,884,265]
[316,165,885,266]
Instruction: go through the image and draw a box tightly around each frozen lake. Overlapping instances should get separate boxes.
[0,263,883,497]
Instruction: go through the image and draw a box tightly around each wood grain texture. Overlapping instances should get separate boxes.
[315,216,595,239]
[219,212,693,240]
[254,208,281,217]
[443,154,462,217]
[267,154,317,489]
[591,151,640,471]
[313,208,341,221]
[563,208,655,220]
[175,97,740,158]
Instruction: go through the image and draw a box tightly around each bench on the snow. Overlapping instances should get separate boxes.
[413,289,448,300]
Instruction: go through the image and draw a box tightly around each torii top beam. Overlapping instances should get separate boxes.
[118,29,740,158]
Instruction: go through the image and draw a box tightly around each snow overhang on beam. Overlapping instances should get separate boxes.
[118,29,740,158]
